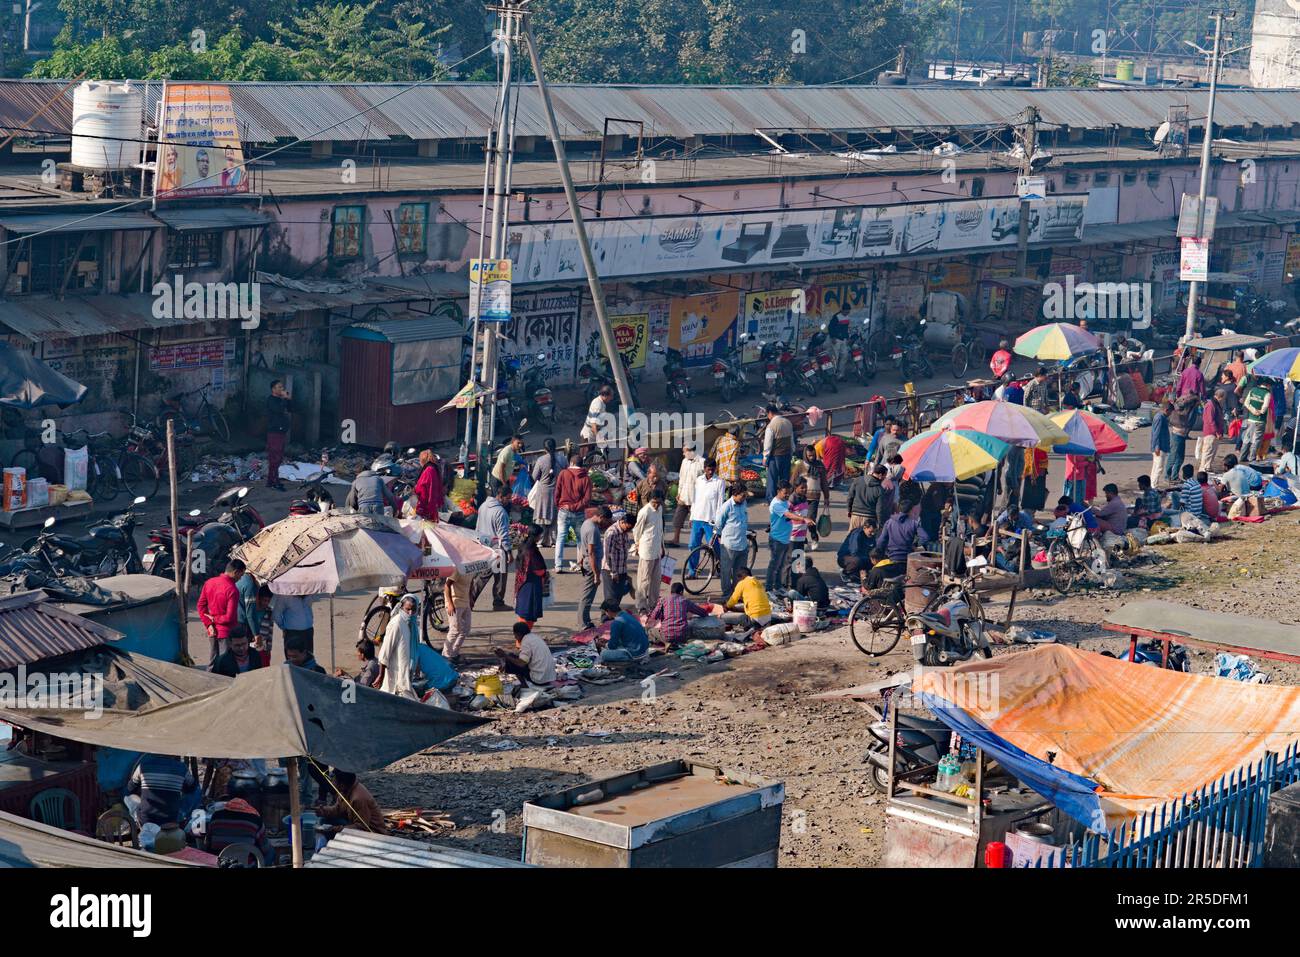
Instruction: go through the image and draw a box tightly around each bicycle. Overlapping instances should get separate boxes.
[679,530,762,596]
[160,384,230,443]
[66,429,122,503]
[116,418,163,500]
[847,564,961,657]
[361,580,448,650]
[1045,513,1107,595]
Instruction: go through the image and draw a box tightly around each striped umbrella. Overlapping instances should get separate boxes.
[900,428,1010,482]
[1014,322,1102,361]
[933,399,1070,448]
[1049,409,1130,455]
[1247,347,1300,382]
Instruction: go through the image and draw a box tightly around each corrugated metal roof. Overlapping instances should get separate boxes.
[0,809,197,867]
[0,591,116,669]
[0,211,160,234]
[306,827,531,867]
[3,80,1300,144]
[152,207,271,231]
[344,314,464,342]
[0,293,191,341]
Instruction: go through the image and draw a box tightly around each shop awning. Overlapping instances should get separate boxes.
[343,314,464,343]
[152,207,272,231]
[0,293,191,342]
[0,211,161,235]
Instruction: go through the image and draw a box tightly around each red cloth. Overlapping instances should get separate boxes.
[821,434,846,480]
[1201,485,1222,522]
[555,466,592,512]
[197,574,241,638]
[413,463,444,519]
[265,431,286,486]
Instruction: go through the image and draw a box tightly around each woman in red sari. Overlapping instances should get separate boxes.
[514,524,549,627]
[413,449,444,520]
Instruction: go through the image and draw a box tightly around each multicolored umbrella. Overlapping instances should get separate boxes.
[1013,322,1102,361]
[400,518,496,579]
[1247,347,1300,382]
[900,427,1010,482]
[933,399,1069,448]
[1049,409,1130,456]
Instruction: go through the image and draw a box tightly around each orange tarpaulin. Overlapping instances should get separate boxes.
[914,644,1300,825]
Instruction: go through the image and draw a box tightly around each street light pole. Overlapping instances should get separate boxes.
[1183,11,1229,344]
[1015,105,1039,279]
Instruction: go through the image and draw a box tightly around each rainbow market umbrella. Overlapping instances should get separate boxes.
[1247,347,1300,382]
[900,427,1010,482]
[1049,409,1129,456]
[1013,322,1102,361]
[933,400,1069,449]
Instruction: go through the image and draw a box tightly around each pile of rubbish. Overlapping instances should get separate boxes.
[450,664,585,714]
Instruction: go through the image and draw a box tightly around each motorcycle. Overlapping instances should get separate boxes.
[494,355,523,437]
[20,497,148,578]
[807,326,839,394]
[890,320,933,382]
[864,710,953,793]
[713,335,749,403]
[578,351,639,408]
[144,487,264,579]
[521,354,558,428]
[906,590,992,666]
[657,341,692,411]
[848,319,877,384]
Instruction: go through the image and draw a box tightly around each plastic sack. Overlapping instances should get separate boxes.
[660,554,677,585]
[415,644,459,692]
[63,445,88,492]
[512,467,533,498]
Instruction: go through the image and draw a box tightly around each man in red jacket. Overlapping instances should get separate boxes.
[553,456,592,573]
[198,558,246,666]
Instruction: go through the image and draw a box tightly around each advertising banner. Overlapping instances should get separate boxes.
[507,194,1090,285]
[740,289,803,363]
[156,84,248,198]
[669,292,740,367]
[1180,238,1209,282]
[500,290,580,385]
[469,258,512,322]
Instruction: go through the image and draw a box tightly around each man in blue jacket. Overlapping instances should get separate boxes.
[1149,398,1171,487]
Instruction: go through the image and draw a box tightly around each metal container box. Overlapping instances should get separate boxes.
[522,759,784,868]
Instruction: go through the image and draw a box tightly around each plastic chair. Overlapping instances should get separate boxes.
[217,843,265,868]
[29,788,81,831]
[94,809,138,847]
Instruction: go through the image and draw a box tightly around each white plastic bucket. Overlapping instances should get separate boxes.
[792,600,818,633]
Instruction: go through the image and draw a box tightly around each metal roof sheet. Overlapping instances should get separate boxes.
[3,80,1300,145]
[152,206,271,231]
[0,809,197,868]
[344,314,464,342]
[0,292,193,341]
[0,591,116,669]
[0,211,160,234]
[306,827,530,868]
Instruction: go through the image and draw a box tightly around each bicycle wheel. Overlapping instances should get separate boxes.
[849,595,904,656]
[362,605,391,646]
[747,534,759,571]
[422,589,447,645]
[969,338,987,367]
[951,343,969,378]
[681,545,717,596]
[206,407,231,443]
[117,452,160,500]
[89,454,120,503]
[1046,540,1076,595]
[9,448,37,477]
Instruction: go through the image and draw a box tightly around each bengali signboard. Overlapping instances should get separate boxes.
[469,258,512,322]
[1285,233,1300,278]
[156,84,248,198]
[507,195,1090,285]
[1180,238,1209,282]
[500,290,580,385]
[741,289,804,363]
[149,338,233,371]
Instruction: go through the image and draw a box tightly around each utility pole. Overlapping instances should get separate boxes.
[1183,10,1231,345]
[1015,105,1039,278]
[474,5,519,497]
[519,5,634,419]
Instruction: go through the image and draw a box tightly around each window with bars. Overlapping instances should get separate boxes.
[13,233,102,294]
[166,230,222,269]
[331,205,365,261]
[394,203,428,257]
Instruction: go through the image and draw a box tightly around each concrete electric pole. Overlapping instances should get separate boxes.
[1015,105,1039,279]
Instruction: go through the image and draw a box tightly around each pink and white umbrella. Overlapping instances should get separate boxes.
[400,519,496,579]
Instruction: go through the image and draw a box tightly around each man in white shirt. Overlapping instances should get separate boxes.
[670,442,702,548]
[631,488,666,614]
[685,457,725,577]
[494,622,556,687]
[580,385,613,450]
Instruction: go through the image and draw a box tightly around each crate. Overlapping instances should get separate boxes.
[522,759,784,868]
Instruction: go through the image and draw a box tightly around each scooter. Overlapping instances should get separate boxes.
[289,468,338,516]
[713,334,749,403]
[145,487,264,579]
[21,497,148,578]
[905,590,992,666]
[865,711,952,793]
[807,326,839,393]
[522,354,558,428]
[657,341,692,411]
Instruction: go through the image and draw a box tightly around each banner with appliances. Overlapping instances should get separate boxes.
[507,194,1089,285]
[741,289,804,363]
[156,83,248,198]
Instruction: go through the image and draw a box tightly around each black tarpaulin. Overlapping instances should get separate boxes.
[0,342,87,409]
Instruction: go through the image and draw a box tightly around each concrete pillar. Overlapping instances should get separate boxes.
[417,139,440,158]
[311,141,333,160]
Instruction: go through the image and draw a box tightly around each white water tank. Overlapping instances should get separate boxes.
[71,80,144,170]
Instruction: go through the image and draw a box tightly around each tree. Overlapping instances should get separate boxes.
[271,1,449,81]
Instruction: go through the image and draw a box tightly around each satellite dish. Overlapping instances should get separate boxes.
[1154,121,1171,145]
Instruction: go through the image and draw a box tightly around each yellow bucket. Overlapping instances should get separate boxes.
[475,675,503,697]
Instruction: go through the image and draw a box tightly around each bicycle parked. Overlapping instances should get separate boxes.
[361,581,448,650]
[160,384,230,443]
[1045,512,1107,595]
[679,530,761,597]
[847,565,982,657]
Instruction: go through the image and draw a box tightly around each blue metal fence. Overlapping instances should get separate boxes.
[1036,743,1300,868]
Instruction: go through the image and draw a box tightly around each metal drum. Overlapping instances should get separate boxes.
[904,551,943,612]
